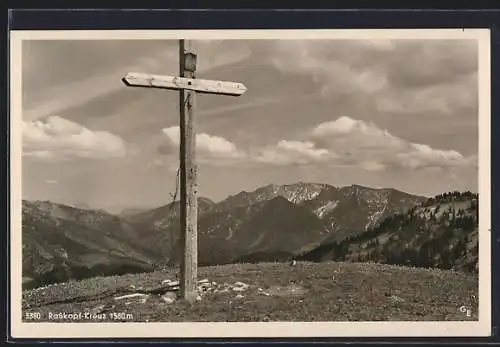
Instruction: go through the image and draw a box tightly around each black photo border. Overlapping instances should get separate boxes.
[4,7,499,345]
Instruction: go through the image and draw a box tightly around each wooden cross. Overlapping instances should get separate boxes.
[122,40,247,302]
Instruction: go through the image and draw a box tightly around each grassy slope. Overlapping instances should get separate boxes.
[22,262,478,322]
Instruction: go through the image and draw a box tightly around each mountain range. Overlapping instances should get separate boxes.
[298,191,479,273]
[21,183,478,289]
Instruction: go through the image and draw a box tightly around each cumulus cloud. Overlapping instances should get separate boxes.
[397,143,475,170]
[308,116,474,171]
[251,140,333,166]
[313,115,395,139]
[161,126,245,159]
[23,116,127,161]
[161,127,335,167]
[157,116,474,171]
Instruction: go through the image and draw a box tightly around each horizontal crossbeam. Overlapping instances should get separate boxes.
[122,72,247,97]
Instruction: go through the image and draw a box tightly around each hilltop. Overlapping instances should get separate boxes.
[22,262,478,322]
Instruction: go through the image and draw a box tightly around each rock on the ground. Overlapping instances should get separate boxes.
[115,293,149,301]
[166,281,179,287]
[161,292,177,304]
[389,295,405,303]
[232,281,249,292]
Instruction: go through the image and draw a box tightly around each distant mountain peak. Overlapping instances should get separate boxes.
[219,182,333,209]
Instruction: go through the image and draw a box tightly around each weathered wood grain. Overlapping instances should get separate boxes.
[122,72,247,96]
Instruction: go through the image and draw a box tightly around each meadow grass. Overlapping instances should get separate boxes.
[22,261,478,322]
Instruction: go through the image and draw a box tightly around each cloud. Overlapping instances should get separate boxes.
[382,40,477,89]
[269,41,389,96]
[23,116,127,161]
[23,47,173,122]
[162,126,245,159]
[193,40,252,72]
[397,143,475,170]
[359,161,386,171]
[23,40,253,122]
[198,97,289,117]
[160,127,334,167]
[308,116,475,171]
[251,140,333,166]
[271,39,476,89]
[158,116,474,172]
[269,39,477,115]
[376,72,477,115]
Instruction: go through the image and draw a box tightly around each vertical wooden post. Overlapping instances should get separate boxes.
[178,39,198,302]
[122,41,246,302]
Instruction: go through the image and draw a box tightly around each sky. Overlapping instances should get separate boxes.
[20,38,479,211]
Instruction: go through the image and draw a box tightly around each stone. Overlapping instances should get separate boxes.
[232,282,249,292]
[389,295,405,303]
[162,297,175,304]
[161,292,177,304]
[114,293,148,301]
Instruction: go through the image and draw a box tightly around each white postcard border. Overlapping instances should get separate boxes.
[9,28,492,338]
